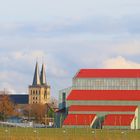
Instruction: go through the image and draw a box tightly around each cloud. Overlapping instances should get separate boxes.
[0,0,140,22]
[113,41,140,55]
[0,0,140,98]
[0,49,69,96]
[103,56,140,69]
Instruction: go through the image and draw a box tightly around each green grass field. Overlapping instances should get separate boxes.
[0,127,140,140]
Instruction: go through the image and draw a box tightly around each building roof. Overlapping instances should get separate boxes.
[67,90,140,101]
[69,105,137,112]
[63,114,96,126]
[40,63,47,85]
[32,62,41,85]
[103,114,134,126]
[75,69,140,78]
[10,95,28,104]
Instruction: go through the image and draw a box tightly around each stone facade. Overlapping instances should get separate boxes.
[29,62,50,104]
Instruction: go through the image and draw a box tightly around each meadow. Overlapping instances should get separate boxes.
[0,127,140,140]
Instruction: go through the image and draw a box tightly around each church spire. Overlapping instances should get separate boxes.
[32,62,41,85]
[40,63,47,85]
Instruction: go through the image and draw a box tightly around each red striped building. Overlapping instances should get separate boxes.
[58,69,140,129]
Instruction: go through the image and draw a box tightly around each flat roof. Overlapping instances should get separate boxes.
[75,69,140,78]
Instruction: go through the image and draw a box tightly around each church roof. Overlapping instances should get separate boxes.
[32,62,41,85]
[40,64,47,85]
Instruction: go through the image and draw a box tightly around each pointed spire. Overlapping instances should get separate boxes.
[40,63,47,85]
[32,62,41,85]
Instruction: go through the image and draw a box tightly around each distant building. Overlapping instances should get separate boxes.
[59,69,140,129]
[28,62,50,104]
[10,94,28,104]
[0,91,28,105]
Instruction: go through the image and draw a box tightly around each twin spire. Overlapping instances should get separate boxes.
[32,62,47,86]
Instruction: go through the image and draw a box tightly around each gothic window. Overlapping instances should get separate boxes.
[44,90,47,99]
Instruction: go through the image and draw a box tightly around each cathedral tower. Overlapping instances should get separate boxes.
[29,62,50,104]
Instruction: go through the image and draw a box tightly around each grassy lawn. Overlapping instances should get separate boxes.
[0,127,140,140]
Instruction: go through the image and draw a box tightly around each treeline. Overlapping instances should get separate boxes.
[0,94,57,123]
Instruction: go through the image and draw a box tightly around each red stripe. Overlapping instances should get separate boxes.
[67,90,140,101]
[63,114,96,125]
[69,105,137,112]
[76,69,140,78]
[103,114,134,126]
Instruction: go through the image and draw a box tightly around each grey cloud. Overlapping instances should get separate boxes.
[1,14,140,39]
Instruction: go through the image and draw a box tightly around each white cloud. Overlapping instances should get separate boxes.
[103,56,140,69]
[0,0,140,97]
[113,41,140,55]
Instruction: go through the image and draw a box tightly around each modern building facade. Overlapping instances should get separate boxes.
[29,62,50,104]
[59,69,140,129]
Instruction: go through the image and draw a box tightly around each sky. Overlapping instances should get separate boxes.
[0,0,140,97]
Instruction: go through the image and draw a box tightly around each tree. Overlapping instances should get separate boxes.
[50,97,58,109]
[23,104,46,122]
[31,103,46,122]
[0,95,17,120]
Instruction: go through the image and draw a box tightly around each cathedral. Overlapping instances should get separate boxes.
[29,62,50,104]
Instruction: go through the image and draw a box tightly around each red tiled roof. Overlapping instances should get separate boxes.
[75,69,140,78]
[69,105,137,112]
[103,114,134,126]
[67,90,140,101]
[63,114,96,126]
